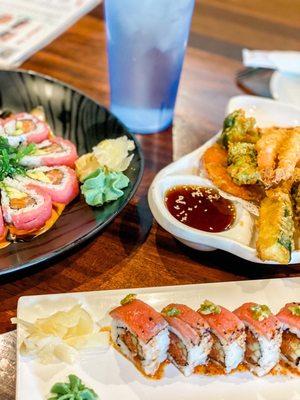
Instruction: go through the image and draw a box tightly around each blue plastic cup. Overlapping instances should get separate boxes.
[104,0,195,134]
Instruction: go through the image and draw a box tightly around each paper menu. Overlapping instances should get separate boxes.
[0,0,101,68]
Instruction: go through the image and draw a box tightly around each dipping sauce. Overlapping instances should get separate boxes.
[165,185,235,232]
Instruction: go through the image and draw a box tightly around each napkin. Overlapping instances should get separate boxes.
[242,49,300,75]
[0,330,16,400]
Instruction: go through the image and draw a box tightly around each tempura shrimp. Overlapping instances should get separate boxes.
[256,127,288,185]
[202,143,263,201]
[274,127,300,183]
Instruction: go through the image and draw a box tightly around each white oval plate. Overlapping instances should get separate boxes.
[270,71,300,108]
[148,95,300,264]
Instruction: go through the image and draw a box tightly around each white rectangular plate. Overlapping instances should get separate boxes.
[16,278,300,400]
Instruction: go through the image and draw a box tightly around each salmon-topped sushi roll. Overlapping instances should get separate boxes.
[235,302,282,376]
[1,177,52,231]
[110,294,169,376]
[277,303,300,371]
[15,166,79,205]
[198,300,246,373]
[20,137,78,168]
[0,207,6,239]
[1,113,49,147]
[162,303,212,376]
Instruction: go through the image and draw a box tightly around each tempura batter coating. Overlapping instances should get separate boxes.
[202,144,263,201]
[291,171,300,228]
[256,127,288,185]
[227,142,260,185]
[257,188,294,264]
[220,109,260,149]
[275,127,300,184]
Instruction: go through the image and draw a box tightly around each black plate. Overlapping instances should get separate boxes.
[0,69,144,276]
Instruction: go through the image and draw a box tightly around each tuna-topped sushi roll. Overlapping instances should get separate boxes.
[110,294,169,376]
[15,166,79,205]
[1,177,52,231]
[0,113,49,147]
[161,303,212,376]
[20,137,78,168]
[277,303,300,371]
[235,303,282,376]
[198,300,246,373]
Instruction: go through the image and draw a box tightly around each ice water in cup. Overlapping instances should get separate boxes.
[105,0,195,133]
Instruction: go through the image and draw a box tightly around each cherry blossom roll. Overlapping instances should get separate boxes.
[1,177,52,231]
[1,113,49,146]
[15,166,79,205]
[20,137,78,168]
[0,206,6,238]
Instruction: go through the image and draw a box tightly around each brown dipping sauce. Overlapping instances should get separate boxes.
[165,185,235,233]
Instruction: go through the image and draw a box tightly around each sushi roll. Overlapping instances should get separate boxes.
[1,177,52,231]
[110,294,169,376]
[1,113,49,146]
[198,300,246,373]
[15,166,79,205]
[0,207,6,239]
[161,303,212,376]
[20,137,78,168]
[277,302,300,371]
[235,302,282,376]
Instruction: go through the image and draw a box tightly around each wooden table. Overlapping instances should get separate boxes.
[1,0,300,334]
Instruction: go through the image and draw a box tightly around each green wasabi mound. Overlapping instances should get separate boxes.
[48,374,98,400]
[81,167,129,206]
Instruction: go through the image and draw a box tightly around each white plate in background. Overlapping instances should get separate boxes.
[16,278,300,400]
[270,71,300,108]
[148,95,300,264]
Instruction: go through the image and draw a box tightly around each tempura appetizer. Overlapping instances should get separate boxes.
[256,187,294,264]
[227,142,260,185]
[275,128,300,184]
[200,108,300,264]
